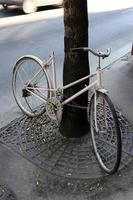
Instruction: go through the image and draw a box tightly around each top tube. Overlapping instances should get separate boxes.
[71,47,111,59]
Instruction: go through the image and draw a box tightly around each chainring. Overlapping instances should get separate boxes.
[46,97,63,120]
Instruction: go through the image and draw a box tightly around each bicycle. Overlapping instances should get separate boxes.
[12,47,121,174]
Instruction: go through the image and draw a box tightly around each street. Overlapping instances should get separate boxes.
[0,5,133,127]
[0,3,133,200]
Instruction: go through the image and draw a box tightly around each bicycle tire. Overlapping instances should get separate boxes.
[89,91,121,174]
[12,55,51,117]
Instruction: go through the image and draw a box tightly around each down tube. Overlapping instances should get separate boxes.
[62,81,97,105]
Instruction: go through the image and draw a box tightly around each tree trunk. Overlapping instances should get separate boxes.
[59,0,90,137]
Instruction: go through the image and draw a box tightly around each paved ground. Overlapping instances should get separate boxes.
[103,54,133,124]
[0,53,133,200]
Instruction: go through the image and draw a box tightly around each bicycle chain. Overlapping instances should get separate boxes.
[56,91,90,110]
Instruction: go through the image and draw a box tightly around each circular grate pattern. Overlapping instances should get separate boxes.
[17,114,101,179]
[0,105,133,180]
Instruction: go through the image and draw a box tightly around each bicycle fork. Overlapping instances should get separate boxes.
[94,56,108,133]
[94,90,108,133]
[94,91,99,133]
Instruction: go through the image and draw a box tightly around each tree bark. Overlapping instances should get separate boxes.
[60,0,90,137]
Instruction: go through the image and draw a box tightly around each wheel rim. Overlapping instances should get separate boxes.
[12,56,50,117]
[89,93,121,174]
[23,0,37,14]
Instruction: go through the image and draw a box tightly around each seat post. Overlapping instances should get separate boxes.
[98,56,101,69]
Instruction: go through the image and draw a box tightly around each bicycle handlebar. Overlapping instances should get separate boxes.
[71,47,111,59]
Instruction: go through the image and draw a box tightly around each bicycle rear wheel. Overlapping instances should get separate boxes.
[89,91,121,174]
[12,55,51,117]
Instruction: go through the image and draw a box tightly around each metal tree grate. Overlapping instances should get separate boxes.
[0,184,16,200]
[0,106,133,180]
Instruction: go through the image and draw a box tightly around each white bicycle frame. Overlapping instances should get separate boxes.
[42,51,108,130]
[43,52,103,105]
[25,50,109,128]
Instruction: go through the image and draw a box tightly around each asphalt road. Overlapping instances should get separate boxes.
[0,6,133,127]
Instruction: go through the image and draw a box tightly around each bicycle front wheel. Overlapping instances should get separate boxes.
[12,55,51,117]
[89,91,121,174]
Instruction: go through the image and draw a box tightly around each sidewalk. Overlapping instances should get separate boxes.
[0,53,133,200]
[103,53,133,124]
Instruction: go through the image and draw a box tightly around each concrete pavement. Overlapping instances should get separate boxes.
[0,53,133,199]
[103,53,133,124]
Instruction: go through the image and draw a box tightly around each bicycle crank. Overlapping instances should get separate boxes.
[46,97,63,120]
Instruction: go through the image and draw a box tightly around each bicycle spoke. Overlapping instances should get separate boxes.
[28,68,44,85]
[25,97,37,113]
[12,56,50,117]
[89,92,121,174]
[17,71,25,85]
